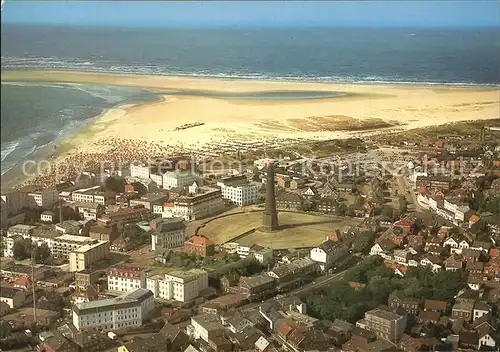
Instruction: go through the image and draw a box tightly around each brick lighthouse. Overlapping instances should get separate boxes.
[261,161,279,231]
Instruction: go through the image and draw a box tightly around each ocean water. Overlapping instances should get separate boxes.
[0,82,160,176]
[1,25,499,180]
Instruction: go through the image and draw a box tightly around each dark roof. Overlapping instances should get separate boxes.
[459,331,479,345]
[318,239,342,253]
[276,191,303,202]
[424,300,447,311]
[124,335,168,352]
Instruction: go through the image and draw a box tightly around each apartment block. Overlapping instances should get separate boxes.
[72,288,154,331]
[363,307,407,342]
[217,176,259,206]
[107,266,148,292]
[151,217,186,251]
[27,188,59,209]
[162,171,198,190]
[146,269,208,302]
[163,186,224,221]
[68,240,110,272]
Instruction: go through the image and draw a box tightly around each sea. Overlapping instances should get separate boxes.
[1,25,499,179]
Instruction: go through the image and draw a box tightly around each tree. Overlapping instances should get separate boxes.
[398,196,407,214]
[352,230,376,253]
[34,243,51,264]
[335,203,348,216]
[105,176,125,193]
[13,239,32,260]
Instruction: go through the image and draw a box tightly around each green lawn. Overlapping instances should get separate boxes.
[199,211,361,249]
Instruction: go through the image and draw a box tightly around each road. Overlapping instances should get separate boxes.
[395,174,422,212]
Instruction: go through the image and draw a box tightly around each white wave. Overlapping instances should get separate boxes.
[1,140,19,161]
[2,55,498,88]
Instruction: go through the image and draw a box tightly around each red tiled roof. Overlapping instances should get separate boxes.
[187,236,214,247]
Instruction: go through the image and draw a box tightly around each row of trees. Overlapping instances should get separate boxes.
[305,256,467,323]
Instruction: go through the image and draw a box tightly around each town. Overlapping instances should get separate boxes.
[0,120,499,352]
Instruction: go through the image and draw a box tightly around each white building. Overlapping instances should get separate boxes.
[162,171,198,190]
[189,313,223,343]
[217,176,259,206]
[130,163,151,179]
[310,238,348,271]
[107,266,148,292]
[27,188,59,209]
[161,186,224,221]
[150,173,163,188]
[151,218,186,251]
[146,269,208,302]
[72,288,154,331]
[71,186,105,205]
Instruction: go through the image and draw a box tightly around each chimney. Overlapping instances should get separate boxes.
[59,198,64,223]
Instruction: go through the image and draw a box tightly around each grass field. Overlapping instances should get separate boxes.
[198,211,361,249]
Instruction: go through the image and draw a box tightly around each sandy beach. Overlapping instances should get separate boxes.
[1,70,499,188]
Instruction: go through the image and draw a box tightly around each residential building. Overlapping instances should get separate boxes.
[163,171,198,190]
[107,266,148,292]
[184,236,215,257]
[389,297,420,315]
[217,176,259,206]
[72,288,154,331]
[364,307,407,342]
[27,188,59,208]
[162,186,224,221]
[146,269,208,302]
[151,217,186,251]
[188,313,225,343]
[71,202,104,221]
[40,210,55,223]
[0,287,26,309]
[51,234,99,258]
[310,237,348,271]
[276,191,303,210]
[452,300,474,322]
[68,240,110,272]
[71,186,111,205]
[129,193,168,211]
[75,270,101,289]
[130,163,151,179]
[89,226,118,243]
[473,301,491,322]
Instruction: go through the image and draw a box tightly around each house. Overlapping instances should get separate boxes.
[470,241,492,253]
[444,254,463,271]
[237,275,276,301]
[0,286,26,309]
[189,313,225,343]
[468,274,483,291]
[184,236,215,257]
[466,261,484,275]
[472,301,491,322]
[459,331,479,350]
[462,248,482,262]
[473,313,497,337]
[369,239,397,256]
[417,310,441,324]
[327,319,354,345]
[389,296,420,315]
[423,299,447,313]
[452,300,474,322]
[420,255,443,272]
[275,191,303,210]
[159,322,190,351]
[302,186,318,198]
[479,332,497,350]
[394,249,412,264]
[309,237,348,271]
[40,210,56,223]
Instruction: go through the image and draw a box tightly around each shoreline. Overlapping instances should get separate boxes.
[1,69,499,191]
[2,68,499,89]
